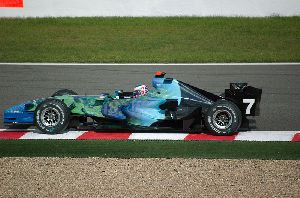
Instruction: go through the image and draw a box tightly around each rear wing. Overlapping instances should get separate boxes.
[225,83,262,116]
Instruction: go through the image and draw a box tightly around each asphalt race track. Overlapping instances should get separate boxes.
[0,63,299,131]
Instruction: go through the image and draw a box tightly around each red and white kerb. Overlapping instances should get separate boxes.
[0,129,299,141]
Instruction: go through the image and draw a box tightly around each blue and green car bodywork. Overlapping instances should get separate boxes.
[4,72,262,134]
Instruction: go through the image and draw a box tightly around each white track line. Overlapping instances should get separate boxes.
[129,133,188,140]
[0,129,36,132]
[0,63,299,66]
[20,131,86,140]
[235,131,298,141]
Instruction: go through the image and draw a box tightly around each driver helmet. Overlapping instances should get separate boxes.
[133,84,149,97]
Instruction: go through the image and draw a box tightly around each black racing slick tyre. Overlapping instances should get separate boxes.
[51,89,78,97]
[34,99,70,134]
[205,100,242,136]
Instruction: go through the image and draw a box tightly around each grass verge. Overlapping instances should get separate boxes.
[0,140,299,159]
[0,17,299,63]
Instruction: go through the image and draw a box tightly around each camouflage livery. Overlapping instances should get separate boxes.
[4,72,262,135]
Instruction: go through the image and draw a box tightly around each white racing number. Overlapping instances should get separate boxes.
[243,99,255,115]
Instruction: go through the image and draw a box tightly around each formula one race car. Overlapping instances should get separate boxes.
[4,72,262,135]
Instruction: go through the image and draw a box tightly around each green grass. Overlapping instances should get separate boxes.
[0,140,299,159]
[0,17,299,63]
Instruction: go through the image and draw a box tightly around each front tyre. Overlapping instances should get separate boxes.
[51,89,78,97]
[205,100,242,136]
[34,99,70,134]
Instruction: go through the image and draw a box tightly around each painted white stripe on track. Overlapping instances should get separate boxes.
[0,129,35,132]
[0,63,299,66]
[20,131,87,140]
[235,131,298,141]
[129,133,188,140]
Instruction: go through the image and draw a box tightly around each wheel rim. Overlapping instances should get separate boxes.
[212,110,233,130]
[40,107,60,127]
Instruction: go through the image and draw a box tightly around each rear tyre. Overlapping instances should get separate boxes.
[205,100,242,136]
[51,89,78,97]
[34,99,70,134]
